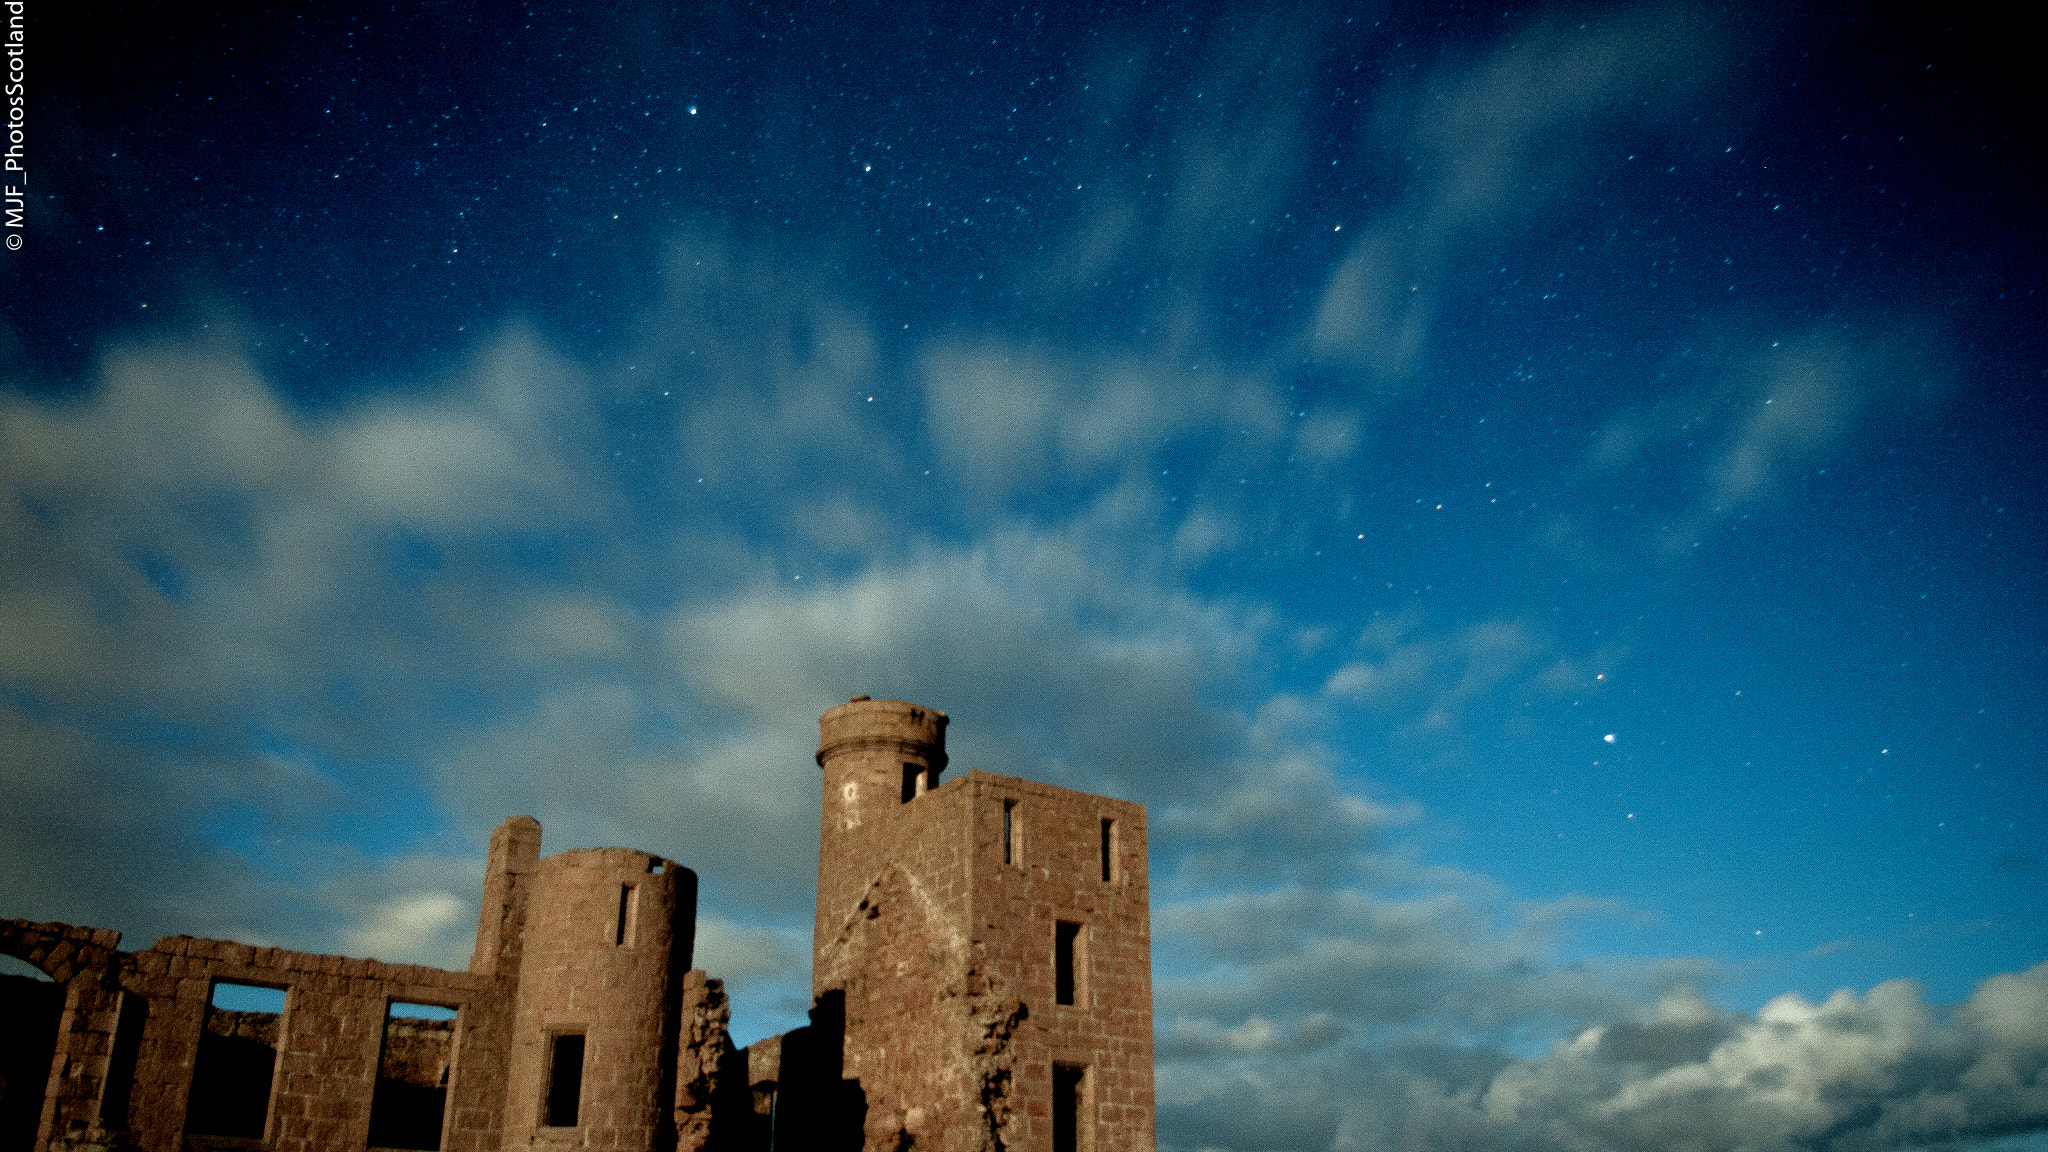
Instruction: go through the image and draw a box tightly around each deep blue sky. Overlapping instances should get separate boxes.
[4,4,2044,1150]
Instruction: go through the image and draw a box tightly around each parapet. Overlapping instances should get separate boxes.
[816,696,949,770]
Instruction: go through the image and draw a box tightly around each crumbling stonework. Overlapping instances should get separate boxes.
[670,972,734,1152]
[2,699,1154,1152]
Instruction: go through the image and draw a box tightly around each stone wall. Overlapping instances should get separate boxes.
[964,772,1154,1152]
[377,1018,455,1094]
[813,775,983,1150]
[4,698,1155,1152]
[811,698,1156,1152]
[117,935,506,1152]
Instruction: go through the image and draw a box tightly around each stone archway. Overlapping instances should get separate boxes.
[0,920,125,1152]
[0,922,123,986]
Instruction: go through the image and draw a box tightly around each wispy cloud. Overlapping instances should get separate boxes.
[1312,4,1725,377]
[1579,322,1951,555]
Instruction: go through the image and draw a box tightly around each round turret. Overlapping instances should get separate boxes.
[503,847,696,1152]
[817,696,949,834]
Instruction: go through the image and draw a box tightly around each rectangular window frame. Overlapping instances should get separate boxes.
[901,762,926,803]
[367,1000,461,1151]
[542,1031,587,1128]
[186,979,290,1141]
[1054,920,1084,1007]
[1002,799,1019,866]
[1052,1062,1089,1152]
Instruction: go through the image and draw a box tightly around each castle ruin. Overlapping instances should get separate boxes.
[0,698,1155,1152]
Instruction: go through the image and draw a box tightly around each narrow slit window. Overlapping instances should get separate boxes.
[1002,800,1017,865]
[1055,920,1081,1006]
[615,884,638,947]
[544,1033,585,1127]
[367,1001,458,1150]
[1053,1063,1086,1152]
[99,992,148,1128]
[1100,818,1116,883]
[901,762,921,803]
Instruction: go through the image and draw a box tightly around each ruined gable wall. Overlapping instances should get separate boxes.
[814,776,989,1151]
[377,1017,456,1091]
[670,969,739,1152]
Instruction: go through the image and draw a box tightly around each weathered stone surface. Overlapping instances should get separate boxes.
[2,699,1155,1152]
[813,697,1156,1152]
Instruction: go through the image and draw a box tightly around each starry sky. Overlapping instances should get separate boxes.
[4,3,2045,1150]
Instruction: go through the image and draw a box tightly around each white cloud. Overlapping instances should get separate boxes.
[1578,323,1951,555]
[1472,967,2048,1152]
[1310,233,1434,376]
[692,914,806,987]
[1323,618,1556,740]
[509,596,635,665]
[919,338,1292,507]
[1312,5,1721,375]
[344,890,469,967]
[660,529,1259,808]
[0,327,607,728]
[1160,926,2048,1152]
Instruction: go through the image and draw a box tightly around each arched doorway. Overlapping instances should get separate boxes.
[0,919,129,1152]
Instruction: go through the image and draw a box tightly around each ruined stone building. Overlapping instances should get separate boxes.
[0,699,1155,1152]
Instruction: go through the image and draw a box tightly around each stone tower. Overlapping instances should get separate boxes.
[472,817,699,1152]
[812,697,1156,1152]
[813,696,951,952]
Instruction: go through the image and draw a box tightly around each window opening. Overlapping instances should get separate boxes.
[1100,818,1116,883]
[1055,921,1082,1007]
[1052,1063,1086,1152]
[98,992,148,1130]
[0,961,65,1152]
[615,884,638,947]
[544,1033,585,1127]
[1003,800,1017,865]
[186,982,286,1138]
[367,1002,458,1150]
[900,762,921,803]
[648,858,665,875]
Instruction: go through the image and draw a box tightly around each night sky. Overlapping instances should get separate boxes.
[4,3,2045,1150]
